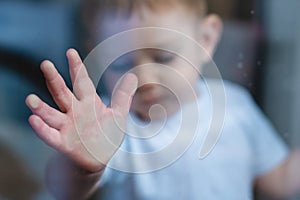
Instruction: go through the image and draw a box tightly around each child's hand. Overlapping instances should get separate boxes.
[26,49,137,173]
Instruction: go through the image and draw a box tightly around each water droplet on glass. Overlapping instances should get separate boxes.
[237,62,244,69]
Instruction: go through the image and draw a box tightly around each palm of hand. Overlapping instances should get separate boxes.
[26,49,137,172]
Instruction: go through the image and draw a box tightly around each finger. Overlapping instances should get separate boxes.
[26,94,65,130]
[111,73,138,118]
[66,48,95,100]
[40,60,73,112]
[67,48,83,84]
[28,115,62,150]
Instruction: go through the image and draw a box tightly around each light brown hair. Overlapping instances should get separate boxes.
[81,0,207,18]
[79,0,207,53]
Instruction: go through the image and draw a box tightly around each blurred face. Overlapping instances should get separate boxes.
[94,4,216,121]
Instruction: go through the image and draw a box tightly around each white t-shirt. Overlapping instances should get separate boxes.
[97,79,288,200]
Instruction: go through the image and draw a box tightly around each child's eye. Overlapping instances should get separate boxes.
[154,51,175,64]
[109,58,134,72]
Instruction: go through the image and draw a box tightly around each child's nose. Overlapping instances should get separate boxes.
[134,64,159,87]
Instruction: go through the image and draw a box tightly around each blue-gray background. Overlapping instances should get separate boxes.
[0,0,299,199]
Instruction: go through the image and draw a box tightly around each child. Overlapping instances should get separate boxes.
[26,0,300,199]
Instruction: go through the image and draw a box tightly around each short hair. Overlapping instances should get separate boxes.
[81,0,207,18]
[79,0,207,53]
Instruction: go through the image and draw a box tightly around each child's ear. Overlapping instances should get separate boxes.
[199,14,223,60]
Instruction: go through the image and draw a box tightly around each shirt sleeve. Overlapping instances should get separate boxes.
[227,82,289,177]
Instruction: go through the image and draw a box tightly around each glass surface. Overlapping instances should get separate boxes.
[0,0,299,199]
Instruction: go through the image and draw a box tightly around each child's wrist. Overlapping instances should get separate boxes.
[50,153,105,178]
[72,163,105,178]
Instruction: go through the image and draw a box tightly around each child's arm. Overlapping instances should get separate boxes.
[44,153,104,199]
[26,49,137,199]
[255,150,300,199]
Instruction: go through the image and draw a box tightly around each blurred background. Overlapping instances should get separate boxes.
[0,0,300,199]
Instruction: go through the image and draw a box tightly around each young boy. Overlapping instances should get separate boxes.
[25,0,300,199]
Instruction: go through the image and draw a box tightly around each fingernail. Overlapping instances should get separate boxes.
[70,49,77,56]
[29,95,39,109]
[33,117,40,126]
[68,49,77,59]
[127,73,138,90]
[44,61,56,75]
[130,76,138,92]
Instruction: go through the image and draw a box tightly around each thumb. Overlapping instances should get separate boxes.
[111,73,138,118]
